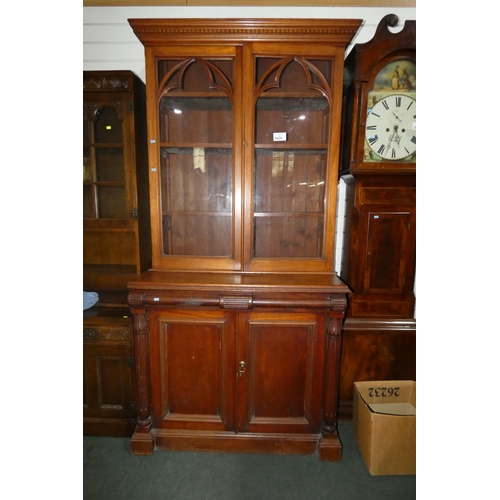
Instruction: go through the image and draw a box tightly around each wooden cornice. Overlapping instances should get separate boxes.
[128,17,363,46]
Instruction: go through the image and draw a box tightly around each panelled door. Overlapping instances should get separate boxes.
[236,312,325,435]
[147,309,325,435]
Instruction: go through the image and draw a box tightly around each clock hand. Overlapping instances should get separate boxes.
[392,111,402,122]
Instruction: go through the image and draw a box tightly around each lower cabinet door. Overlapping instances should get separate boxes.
[236,312,325,434]
[83,341,135,420]
[148,309,237,431]
[148,309,325,437]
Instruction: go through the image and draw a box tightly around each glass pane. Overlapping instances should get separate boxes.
[254,150,326,258]
[253,58,330,259]
[159,97,232,144]
[157,57,234,257]
[94,107,123,143]
[83,119,90,144]
[83,186,95,218]
[83,147,91,181]
[96,148,125,182]
[160,148,232,256]
[97,186,127,219]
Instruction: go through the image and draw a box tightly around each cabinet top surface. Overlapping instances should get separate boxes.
[127,271,349,294]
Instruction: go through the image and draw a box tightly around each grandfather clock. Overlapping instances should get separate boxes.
[338,14,416,418]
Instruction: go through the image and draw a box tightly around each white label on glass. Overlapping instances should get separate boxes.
[273,132,287,142]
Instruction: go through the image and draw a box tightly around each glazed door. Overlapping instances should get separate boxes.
[148,309,236,431]
[149,46,243,271]
[83,93,136,227]
[236,312,325,434]
[244,43,345,273]
[83,89,141,286]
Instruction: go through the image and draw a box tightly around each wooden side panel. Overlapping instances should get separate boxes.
[83,230,138,265]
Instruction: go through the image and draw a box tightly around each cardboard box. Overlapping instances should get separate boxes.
[353,380,416,476]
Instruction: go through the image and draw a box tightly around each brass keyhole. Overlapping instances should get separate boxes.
[238,361,246,377]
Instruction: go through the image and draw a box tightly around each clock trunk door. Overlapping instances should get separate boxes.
[362,210,415,296]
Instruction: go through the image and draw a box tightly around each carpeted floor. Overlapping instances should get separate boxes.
[83,424,416,499]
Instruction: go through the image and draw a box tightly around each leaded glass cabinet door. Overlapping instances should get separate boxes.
[150,48,242,271]
[244,46,344,273]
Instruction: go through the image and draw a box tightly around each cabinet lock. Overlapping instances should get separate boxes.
[238,361,246,376]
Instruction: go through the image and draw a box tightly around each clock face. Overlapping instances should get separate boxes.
[365,94,416,161]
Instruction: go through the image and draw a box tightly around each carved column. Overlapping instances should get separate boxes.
[129,303,154,454]
[318,294,346,461]
[321,316,343,433]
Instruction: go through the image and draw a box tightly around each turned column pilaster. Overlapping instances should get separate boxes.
[321,315,343,434]
[129,290,154,454]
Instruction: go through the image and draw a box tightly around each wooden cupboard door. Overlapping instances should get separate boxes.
[83,341,135,419]
[149,309,236,431]
[362,210,415,295]
[237,312,324,434]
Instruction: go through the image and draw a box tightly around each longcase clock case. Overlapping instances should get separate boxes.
[338,15,416,418]
[126,18,361,461]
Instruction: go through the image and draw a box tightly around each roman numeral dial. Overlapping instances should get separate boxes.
[365,94,416,161]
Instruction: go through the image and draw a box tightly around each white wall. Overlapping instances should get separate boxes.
[83,6,416,82]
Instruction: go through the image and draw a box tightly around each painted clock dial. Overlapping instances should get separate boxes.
[364,58,416,163]
[365,94,416,160]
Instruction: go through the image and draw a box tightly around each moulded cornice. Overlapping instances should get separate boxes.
[128,18,363,47]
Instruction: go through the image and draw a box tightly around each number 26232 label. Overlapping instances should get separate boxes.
[368,387,400,398]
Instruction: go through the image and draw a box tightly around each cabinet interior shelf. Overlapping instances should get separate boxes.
[255,145,327,151]
[160,144,326,151]
[160,145,232,151]
[254,212,323,217]
[162,211,231,216]
[83,181,126,186]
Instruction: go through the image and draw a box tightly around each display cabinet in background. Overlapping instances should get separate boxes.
[126,18,361,461]
[83,70,151,295]
[83,70,151,435]
[338,15,416,419]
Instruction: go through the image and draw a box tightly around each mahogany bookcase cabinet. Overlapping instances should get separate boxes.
[126,18,361,461]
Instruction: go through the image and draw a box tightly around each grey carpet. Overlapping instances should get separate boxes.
[83,423,416,499]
